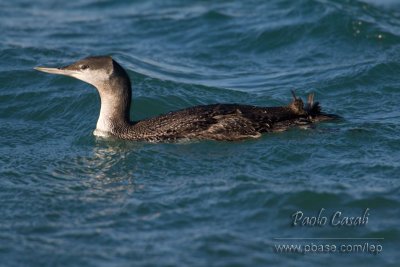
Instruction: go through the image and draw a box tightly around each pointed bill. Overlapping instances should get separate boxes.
[34,67,78,76]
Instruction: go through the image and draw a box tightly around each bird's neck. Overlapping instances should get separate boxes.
[94,79,132,137]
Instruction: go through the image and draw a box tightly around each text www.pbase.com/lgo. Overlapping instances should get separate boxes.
[274,242,383,255]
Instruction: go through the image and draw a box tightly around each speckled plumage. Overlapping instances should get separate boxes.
[35,56,339,142]
[113,103,307,141]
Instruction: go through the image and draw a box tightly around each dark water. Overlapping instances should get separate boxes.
[1,0,399,266]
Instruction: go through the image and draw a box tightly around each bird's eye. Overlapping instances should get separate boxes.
[80,65,89,70]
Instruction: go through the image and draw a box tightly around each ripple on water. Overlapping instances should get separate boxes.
[1,0,400,266]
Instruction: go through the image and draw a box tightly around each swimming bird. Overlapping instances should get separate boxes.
[35,56,339,142]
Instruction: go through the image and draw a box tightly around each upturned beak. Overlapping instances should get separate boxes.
[34,66,78,77]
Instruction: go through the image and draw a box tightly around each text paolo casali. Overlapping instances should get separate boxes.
[291,208,370,227]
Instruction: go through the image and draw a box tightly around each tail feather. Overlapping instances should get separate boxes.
[307,93,314,106]
[304,92,342,121]
[288,91,340,121]
[305,93,321,115]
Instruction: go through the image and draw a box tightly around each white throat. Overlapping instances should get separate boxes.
[94,95,115,137]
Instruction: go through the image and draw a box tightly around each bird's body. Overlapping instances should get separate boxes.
[35,56,339,142]
[98,104,293,141]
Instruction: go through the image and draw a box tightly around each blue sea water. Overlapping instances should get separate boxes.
[1,0,400,266]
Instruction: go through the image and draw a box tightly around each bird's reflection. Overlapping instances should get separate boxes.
[73,139,146,202]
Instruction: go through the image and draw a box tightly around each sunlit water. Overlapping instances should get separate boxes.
[0,0,399,266]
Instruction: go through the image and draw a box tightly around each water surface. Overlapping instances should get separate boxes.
[0,0,399,266]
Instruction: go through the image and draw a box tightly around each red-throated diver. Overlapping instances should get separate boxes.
[34,56,339,142]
